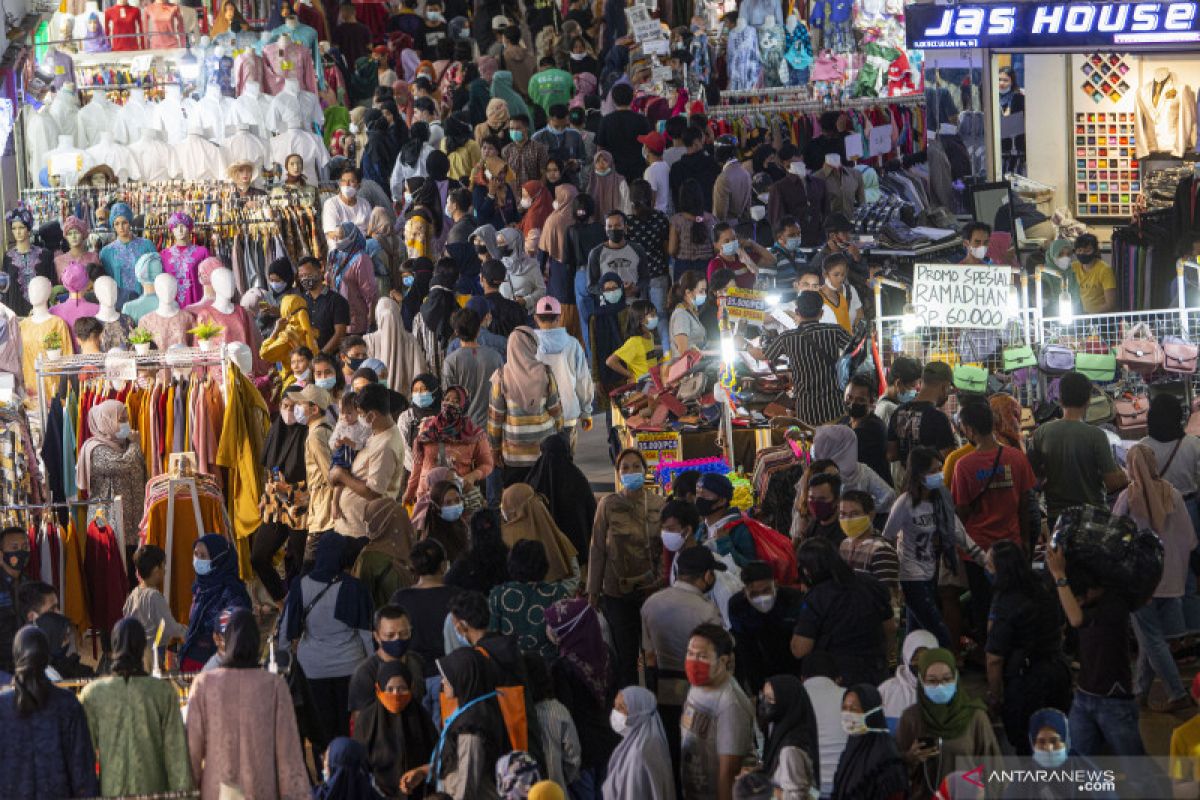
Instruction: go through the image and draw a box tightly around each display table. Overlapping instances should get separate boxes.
[612,406,778,473]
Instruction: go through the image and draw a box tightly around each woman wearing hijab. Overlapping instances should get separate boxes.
[603,685,674,799]
[413,267,459,375]
[476,98,512,146]
[832,683,909,800]
[525,432,595,559]
[365,296,428,396]
[546,597,618,797]
[360,110,397,189]
[256,257,299,337]
[988,393,1025,451]
[391,122,433,202]
[417,479,472,562]
[488,540,573,661]
[1114,442,1197,714]
[896,648,1000,800]
[80,619,193,797]
[472,156,520,230]
[252,390,311,604]
[314,737,386,800]
[879,629,940,734]
[261,293,320,385]
[279,532,374,763]
[351,496,417,610]
[518,180,555,238]
[405,385,493,510]
[352,658,438,798]
[444,508,510,594]
[758,674,821,798]
[500,483,580,586]
[587,271,630,412]
[490,70,531,120]
[398,372,441,476]
[178,534,251,671]
[811,424,895,515]
[400,647,510,798]
[187,608,311,800]
[1000,709,1118,799]
[366,208,403,295]
[488,327,565,486]
[327,221,378,337]
[442,114,483,185]
[539,183,584,338]
[588,150,630,216]
[397,256,433,330]
[0,627,99,800]
[466,72,492,128]
[1141,395,1200,521]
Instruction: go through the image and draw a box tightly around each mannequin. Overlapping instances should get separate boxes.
[41,34,76,90]
[269,110,330,184]
[194,267,268,375]
[227,159,267,198]
[230,81,271,139]
[111,87,151,144]
[267,77,322,134]
[265,5,323,90]
[728,17,762,91]
[55,216,101,283]
[19,277,74,400]
[104,0,144,51]
[201,36,236,98]
[155,85,188,145]
[262,32,317,94]
[122,253,163,324]
[144,0,185,48]
[51,261,102,344]
[99,202,157,307]
[140,274,195,350]
[74,1,103,38]
[186,256,221,311]
[93,276,137,350]
[23,109,60,194]
[194,83,232,142]
[43,133,92,187]
[47,85,80,142]
[759,14,787,88]
[783,14,813,85]
[225,341,253,375]
[159,213,210,308]
[167,118,227,180]
[84,131,138,181]
[3,208,55,316]
[132,127,172,183]
[81,12,110,54]
[234,43,265,94]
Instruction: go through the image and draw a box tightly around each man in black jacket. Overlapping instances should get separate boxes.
[669,126,721,212]
[728,560,804,695]
[481,259,531,336]
[595,83,651,182]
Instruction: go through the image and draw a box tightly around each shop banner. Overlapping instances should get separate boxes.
[906,1,1200,50]
[724,287,768,323]
[912,263,1013,329]
[636,431,681,464]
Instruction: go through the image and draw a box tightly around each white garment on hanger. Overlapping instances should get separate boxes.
[75,94,121,149]
[270,126,329,184]
[43,134,93,186]
[24,109,60,187]
[132,128,173,182]
[85,131,139,181]
[48,89,80,143]
[187,87,233,143]
[167,133,227,181]
[112,89,155,144]
[152,89,189,145]
[226,129,271,170]
[228,83,272,140]
[265,85,323,135]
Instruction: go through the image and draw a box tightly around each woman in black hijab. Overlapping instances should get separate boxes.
[759,674,821,796]
[251,385,310,603]
[353,659,438,797]
[360,109,398,191]
[399,647,510,796]
[395,255,433,330]
[35,612,92,679]
[256,257,299,338]
[413,266,459,375]
[444,508,509,594]
[526,432,596,561]
[831,684,909,800]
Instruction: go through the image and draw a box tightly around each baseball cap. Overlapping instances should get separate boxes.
[697,472,734,501]
[492,13,509,29]
[636,131,667,155]
[536,296,562,315]
[466,295,492,317]
[676,546,728,574]
[296,384,332,410]
[796,290,824,318]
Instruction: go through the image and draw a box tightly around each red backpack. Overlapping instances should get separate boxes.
[723,513,798,585]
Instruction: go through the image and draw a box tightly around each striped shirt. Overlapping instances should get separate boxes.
[839,535,900,591]
[487,371,565,466]
[764,322,851,425]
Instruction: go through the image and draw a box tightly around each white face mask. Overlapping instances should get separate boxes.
[116,422,131,440]
[341,185,358,199]
[1054,255,1071,269]
[610,708,628,735]
[841,710,869,735]
[970,245,988,260]
[520,197,532,210]
[293,404,308,423]
[750,205,766,222]
[552,200,560,210]
[790,161,807,177]
[661,530,686,552]
[749,592,776,613]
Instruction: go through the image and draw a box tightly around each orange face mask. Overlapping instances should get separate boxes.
[376,687,413,715]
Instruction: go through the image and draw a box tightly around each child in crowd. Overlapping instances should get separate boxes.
[289,346,314,388]
[605,299,661,383]
[122,545,188,671]
[330,391,373,517]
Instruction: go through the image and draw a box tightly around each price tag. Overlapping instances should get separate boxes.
[104,354,137,382]
[54,65,65,75]
[651,65,674,83]
[626,5,662,42]
[281,60,293,71]
[844,134,864,160]
[643,37,669,55]
[636,431,681,465]
[868,124,894,156]
[130,54,154,74]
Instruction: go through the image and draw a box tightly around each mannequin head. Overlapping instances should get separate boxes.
[229,161,255,191]
[211,268,235,302]
[154,273,179,309]
[286,154,305,179]
[167,213,194,247]
[7,206,33,248]
[94,276,118,309]
[197,257,223,297]
[134,252,163,288]
[110,202,135,242]
[27,276,52,308]
[8,218,29,246]
[63,216,89,251]
[225,341,252,374]
[63,261,90,295]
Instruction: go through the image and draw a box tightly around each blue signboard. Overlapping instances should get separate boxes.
[906,1,1200,49]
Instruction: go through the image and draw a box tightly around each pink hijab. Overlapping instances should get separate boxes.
[411,466,456,530]
[76,400,127,494]
[571,72,597,109]
[400,49,421,81]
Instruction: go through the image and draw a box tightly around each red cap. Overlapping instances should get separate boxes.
[636,131,666,155]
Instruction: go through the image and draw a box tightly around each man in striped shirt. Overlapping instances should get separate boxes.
[764,291,851,425]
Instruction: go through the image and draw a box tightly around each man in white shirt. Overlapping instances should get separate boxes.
[322,164,372,237]
[801,652,849,798]
[639,131,672,214]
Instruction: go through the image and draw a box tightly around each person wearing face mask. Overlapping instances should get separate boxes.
[728,562,804,696]
[693,472,757,567]
[706,222,775,290]
[348,604,427,717]
[325,220,379,337]
[897,648,1001,800]
[0,527,32,672]
[712,136,753,226]
[297,256,351,354]
[668,126,721,212]
[886,360,958,469]
[831,684,909,800]
[178,534,251,671]
[755,674,820,799]
[1001,709,1118,800]
[252,388,313,604]
[958,221,993,266]
[1070,232,1117,313]
[638,131,672,213]
[505,115,551,187]
[353,658,438,798]
[679,623,756,800]
[75,399,145,585]
[874,355,922,432]
[837,490,899,595]
[838,373,893,486]
[323,165,373,239]
[879,629,940,735]
[329,384,406,547]
[604,685,676,799]
[768,217,806,285]
[763,291,852,426]
[765,143,829,245]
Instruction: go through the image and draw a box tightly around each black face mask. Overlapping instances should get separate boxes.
[607,229,626,245]
[475,244,490,255]
[846,401,869,419]
[3,549,30,574]
[299,276,321,292]
[1077,252,1097,264]
[757,697,780,732]
[695,496,723,516]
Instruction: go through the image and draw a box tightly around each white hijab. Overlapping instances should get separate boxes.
[878,629,939,725]
[602,686,676,800]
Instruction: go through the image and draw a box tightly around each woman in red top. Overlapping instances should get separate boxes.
[706,222,775,289]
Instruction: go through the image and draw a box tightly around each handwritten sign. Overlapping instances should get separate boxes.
[724,287,768,323]
[643,37,669,55]
[651,65,674,84]
[912,262,1013,329]
[104,354,137,381]
[626,5,662,42]
[868,124,894,156]
[636,431,681,465]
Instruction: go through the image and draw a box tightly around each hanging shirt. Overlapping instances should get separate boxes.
[265,22,324,89]
[104,4,143,50]
[144,2,185,48]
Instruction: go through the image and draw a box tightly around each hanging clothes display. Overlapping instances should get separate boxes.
[1135,71,1197,158]
[727,24,763,91]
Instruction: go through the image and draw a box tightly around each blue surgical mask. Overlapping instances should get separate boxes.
[440,503,464,522]
[721,241,738,257]
[693,292,707,307]
[786,237,802,251]
[454,627,470,647]
[402,274,415,288]
[193,557,213,576]
[1033,747,1068,769]
[923,473,944,490]
[269,280,287,293]
[620,472,645,491]
[116,422,132,440]
[315,377,337,390]
[603,289,623,305]
[510,130,525,143]
[923,680,956,704]
[412,391,434,408]
[898,388,918,403]
[645,316,659,331]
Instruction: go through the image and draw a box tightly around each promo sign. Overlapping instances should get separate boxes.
[906,1,1200,49]
[636,431,681,464]
[912,263,1013,329]
[723,287,768,323]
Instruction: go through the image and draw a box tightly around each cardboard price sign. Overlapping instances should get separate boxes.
[912,262,1013,329]
[724,287,769,323]
[626,5,663,42]
[636,431,681,464]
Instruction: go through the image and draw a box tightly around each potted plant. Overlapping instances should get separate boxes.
[128,328,154,355]
[42,330,63,360]
[188,321,224,351]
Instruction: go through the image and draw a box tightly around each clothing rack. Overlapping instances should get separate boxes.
[709,93,925,118]
[719,85,815,101]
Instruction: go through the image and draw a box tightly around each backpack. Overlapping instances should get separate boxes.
[722,512,798,585]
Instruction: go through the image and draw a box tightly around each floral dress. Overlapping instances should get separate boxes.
[727,24,762,91]
[87,440,147,553]
[160,244,210,308]
[99,315,136,352]
[100,237,157,306]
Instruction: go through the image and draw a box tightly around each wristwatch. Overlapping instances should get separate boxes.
[1054,577,1069,587]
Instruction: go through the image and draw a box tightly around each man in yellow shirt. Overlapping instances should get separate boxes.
[1071,233,1117,313]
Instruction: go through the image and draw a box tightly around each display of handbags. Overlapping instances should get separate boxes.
[1117,322,1163,375]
